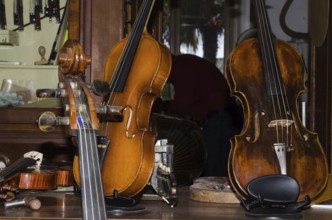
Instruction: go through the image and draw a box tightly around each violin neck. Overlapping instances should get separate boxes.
[253,0,285,97]
[73,81,107,220]
[110,0,155,92]
[77,130,107,220]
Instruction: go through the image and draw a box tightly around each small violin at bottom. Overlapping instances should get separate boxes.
[0,151,74,199]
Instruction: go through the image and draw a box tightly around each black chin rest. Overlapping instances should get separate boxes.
[247,174,300,204]
[242,174,311,218]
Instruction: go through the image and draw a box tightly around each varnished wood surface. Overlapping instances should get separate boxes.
[1,187,332,219]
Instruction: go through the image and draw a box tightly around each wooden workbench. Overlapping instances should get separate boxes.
[0,187,331,220]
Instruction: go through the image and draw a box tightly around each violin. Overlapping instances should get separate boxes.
[68,0,171,197]
[11,164,73,190]
[4,166,57,191]
[96,0,171,198]
[225,0,328,201]
[0,151,74,193]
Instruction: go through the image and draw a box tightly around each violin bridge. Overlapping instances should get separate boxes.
[274,143,287,175]
[268,119,294,128]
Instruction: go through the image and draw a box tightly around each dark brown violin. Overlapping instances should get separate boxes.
[225,0,328,201]
[100,0,171,197]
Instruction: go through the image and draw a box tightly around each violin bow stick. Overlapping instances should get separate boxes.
[29,0,42,30]
[0,0,6,30]
[13,0,24,31]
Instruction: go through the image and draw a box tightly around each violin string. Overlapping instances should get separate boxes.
[75,80,106,220]
[262,0,291,142]
[75,85,89,218]
[107,0,151,100]
[261,0,284,143]
[264,0,287,143]
[257,0,292,145]
[255,0,280,143]
[260,0,292,145]
[82,105,103,219]
[104,0,152,135]
[76,118,90,219]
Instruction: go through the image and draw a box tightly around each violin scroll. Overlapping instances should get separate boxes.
[58,39,91,76]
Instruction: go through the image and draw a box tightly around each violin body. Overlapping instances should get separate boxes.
[225,38,328,201]
[101,32,171,197]
[4,168,57,190]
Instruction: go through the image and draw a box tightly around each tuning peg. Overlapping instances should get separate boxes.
[36,88,66,98]
[90,80,110,97]
[96,104,124,123]
[37,111,70,132]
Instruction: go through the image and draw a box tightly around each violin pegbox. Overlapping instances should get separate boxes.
[56,39,99,134]
[36,39,97,135]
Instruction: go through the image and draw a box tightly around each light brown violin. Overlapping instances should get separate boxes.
[100,0,171,197]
